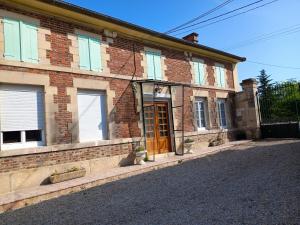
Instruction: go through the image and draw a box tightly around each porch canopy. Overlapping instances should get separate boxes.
[133,79,192,159]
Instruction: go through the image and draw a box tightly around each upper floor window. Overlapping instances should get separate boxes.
[3,18,38,63]
[193,59,205,85]
[215,63,226,88]
[217,99,227,129]
[195,98,207,130]
[145,51,162,80]
[78,34,102,72]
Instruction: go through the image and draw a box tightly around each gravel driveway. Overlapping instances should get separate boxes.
[1,140,299,225]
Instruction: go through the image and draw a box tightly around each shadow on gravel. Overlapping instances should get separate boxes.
[1,140,300,225]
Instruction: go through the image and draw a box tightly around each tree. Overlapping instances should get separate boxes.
[257,69,273,98]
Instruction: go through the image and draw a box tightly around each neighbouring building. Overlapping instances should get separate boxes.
[0,0,260,194]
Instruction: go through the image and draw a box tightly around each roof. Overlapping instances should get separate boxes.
[9,0,246,62]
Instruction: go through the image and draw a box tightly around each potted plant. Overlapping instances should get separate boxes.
[49,167,86,184]
[209,133,225,147]
[184,138,194,154]
[135,146,146,165]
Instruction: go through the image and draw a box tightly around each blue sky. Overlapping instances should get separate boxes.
[65,0,300,83]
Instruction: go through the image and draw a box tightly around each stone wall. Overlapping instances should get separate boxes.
[235,79,261,139]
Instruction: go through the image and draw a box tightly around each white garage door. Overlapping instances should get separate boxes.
[77,90,107,142]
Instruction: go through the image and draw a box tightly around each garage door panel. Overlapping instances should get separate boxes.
[77,90,107,142]
[0,85,44,132]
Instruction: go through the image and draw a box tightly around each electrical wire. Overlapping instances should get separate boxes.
[165,0,234,34]
[167,0,264,34]
[225,25,300,50]
[172,0,279,36]
[246,60,300,70]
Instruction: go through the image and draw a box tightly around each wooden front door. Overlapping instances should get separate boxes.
[144,102,171,155]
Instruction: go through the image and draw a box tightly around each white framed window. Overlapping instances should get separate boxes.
[217,99,227,129]
[193,59,205,85]
[0,85,45,150]
[195,98,207,130]
[215,63,226,88]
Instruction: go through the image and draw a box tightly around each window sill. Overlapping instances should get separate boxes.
[1,141,44,151]
[192,83,234,92]
[0,59,135,81]
[175,128,237,137]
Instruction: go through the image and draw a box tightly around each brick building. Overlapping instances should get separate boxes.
[0,0,257,194]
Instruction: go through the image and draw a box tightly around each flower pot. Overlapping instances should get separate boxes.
[184,142,194,154]
[209,139,225,147]
[49,168,86,184]
[135,151,146,165]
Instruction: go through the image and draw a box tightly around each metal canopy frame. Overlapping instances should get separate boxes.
[135,79,191,158]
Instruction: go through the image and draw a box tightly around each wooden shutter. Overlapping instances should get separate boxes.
[3,18,21,61]
[198,62,205,85]
[78,35,91,70]
[20,22,38,63]
[153,53,162,80]
[220,67,226,87]
[146,52,155,79]
[194,60,205,85]
[89,37,102,72]
[193,62,200,85]
[0,85,44,131]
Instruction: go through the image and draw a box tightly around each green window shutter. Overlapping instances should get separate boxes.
[220,67,226,87]
[153,53,162,80]
[193,62,200,85]
[3,18,21,61]
[215,64,222,87]
[146,52,155,79]
[198,61,205,85]
[89,37,102,72]
[78,35,91,70]
[20,22,38,63]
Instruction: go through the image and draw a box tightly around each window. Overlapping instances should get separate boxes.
[217,99,227,129]
[145,51,162,80]
[78,34,102,72]
[193,59,205,85]
[0,85,45,150]
[3,18,38,63]
[215,63,226,88]
[195,98,207,130]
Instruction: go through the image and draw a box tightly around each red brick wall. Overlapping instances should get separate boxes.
[163,49,194,132]
[0,4,236,143]
[107,37,144,77]
[208,90,218,129]
[50,72,73,144]
[109,79,141,138]
[225,64,235,89]
[0,143,133,173]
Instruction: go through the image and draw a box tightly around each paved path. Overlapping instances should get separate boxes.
[1,140,299,225]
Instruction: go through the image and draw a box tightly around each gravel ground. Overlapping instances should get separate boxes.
[1,140,299,225]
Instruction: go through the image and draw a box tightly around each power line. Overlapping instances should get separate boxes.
[165,0,234,34]
[167,0,264,34]
[246,60,300,70]
[225,24,300,50]
[172,0,279,36]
